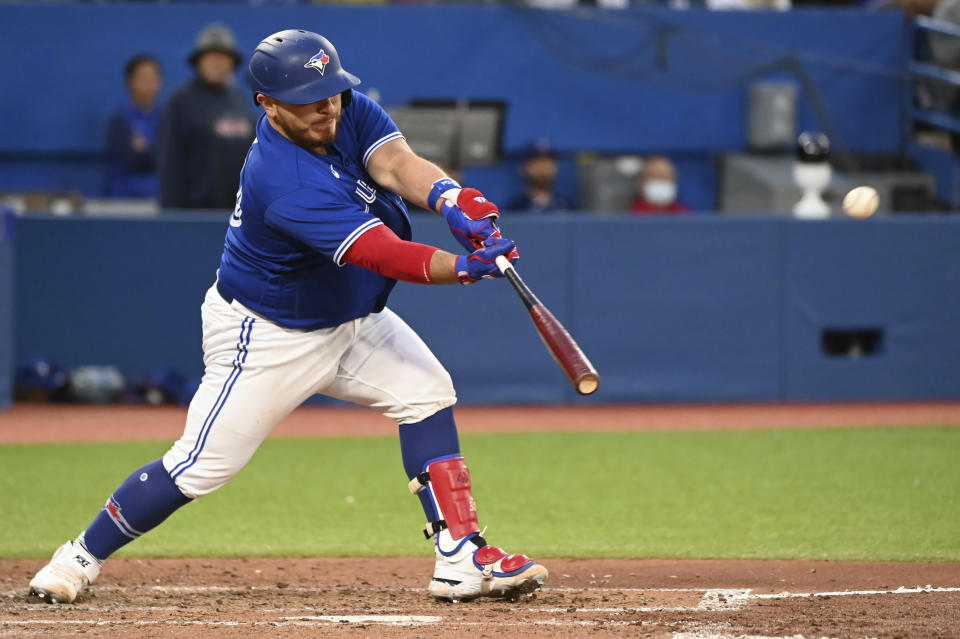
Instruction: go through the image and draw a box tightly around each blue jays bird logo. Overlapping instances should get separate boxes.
[304,50,330,76]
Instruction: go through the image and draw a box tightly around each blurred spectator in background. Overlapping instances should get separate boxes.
[506,139,570,213]
[706,0,790,9]
[158,23,255,210]
[631,156,689,215]
[890,0,938,17]
[105,55,163,199]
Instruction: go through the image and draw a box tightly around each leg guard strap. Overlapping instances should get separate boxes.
[408,472,430,495]
[423,519,448,539]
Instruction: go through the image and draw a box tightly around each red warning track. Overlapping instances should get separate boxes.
[1,402,958,444]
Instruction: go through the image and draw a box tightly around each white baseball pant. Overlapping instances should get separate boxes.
[162,284,456,498]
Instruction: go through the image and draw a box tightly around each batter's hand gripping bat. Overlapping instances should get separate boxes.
[494,256,599,395]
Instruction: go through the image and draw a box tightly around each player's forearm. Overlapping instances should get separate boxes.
[367,140,448,212]
[388,153,448,212]
[428,250,459,284]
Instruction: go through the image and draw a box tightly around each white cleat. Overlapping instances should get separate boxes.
[29,540,101,604]
[428,532,548,602]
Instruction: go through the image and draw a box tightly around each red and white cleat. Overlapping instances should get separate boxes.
[429,532,548,602]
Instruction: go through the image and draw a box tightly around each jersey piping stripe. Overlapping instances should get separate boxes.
[334,218,383,266]
[362,131,405,168]
[170,317,255,480]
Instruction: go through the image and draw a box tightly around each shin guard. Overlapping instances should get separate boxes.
[409,456,480,541]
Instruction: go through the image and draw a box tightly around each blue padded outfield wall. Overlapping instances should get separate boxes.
[0,5,906,154]
[0,5,908,201]
[11,215,960,404]
[0,211,12,408]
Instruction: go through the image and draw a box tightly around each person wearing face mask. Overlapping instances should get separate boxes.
[631,155,689,215]
[158,23,256,210]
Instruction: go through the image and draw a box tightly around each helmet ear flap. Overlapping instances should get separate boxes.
[340,89,352,109]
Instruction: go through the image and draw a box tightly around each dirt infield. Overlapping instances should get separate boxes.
[2,402,960,443]
[2,557,959,638]
[3,403,959,637]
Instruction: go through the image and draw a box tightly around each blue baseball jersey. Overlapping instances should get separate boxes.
[216,91,411,330]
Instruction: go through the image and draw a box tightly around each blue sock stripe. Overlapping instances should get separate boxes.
[171,317,253,480]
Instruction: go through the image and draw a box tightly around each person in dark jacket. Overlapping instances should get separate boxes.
[158,24,255,210]
[106,55,163,198]
[505,139,571,213]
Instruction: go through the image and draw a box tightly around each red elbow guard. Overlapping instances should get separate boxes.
[342,224,438,284]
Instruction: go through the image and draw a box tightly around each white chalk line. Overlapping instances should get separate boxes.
[694,585,960,612]
[0,584,712,597]
[672,619,881,639]
[0,584,783,596]
[0,618,648,629]
[673,632,841,639]
[748,585,960,599]
[7,604,407,614]
[3,584,957,603]
[2,584,957,631]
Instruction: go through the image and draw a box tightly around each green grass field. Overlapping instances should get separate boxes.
[1,426,958,562]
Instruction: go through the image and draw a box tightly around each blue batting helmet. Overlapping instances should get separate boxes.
[247,30,360,106]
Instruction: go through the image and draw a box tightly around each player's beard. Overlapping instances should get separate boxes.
[277,109,342,153]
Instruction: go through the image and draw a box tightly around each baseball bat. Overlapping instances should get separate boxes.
[494,255,599,395]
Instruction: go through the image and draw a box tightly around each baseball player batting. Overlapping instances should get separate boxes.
[29,30,546,604]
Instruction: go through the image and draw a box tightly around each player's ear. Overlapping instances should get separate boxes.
[257,94,276,116]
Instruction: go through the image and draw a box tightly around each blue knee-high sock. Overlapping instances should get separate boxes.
[399,407,461,522]
[81,459,192,561]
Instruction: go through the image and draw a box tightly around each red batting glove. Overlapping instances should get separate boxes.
[455,188,500,220]
[443,188,518,262]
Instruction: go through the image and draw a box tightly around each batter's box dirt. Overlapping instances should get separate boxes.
[2,558,959,638]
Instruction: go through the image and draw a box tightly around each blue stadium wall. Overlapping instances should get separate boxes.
[0,211,12,408]
[10,215,960,405]
[0,5,908,210]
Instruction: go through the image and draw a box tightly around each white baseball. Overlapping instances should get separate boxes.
[842,186,879,219]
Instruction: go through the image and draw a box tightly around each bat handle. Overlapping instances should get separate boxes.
[495,255,514,275]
